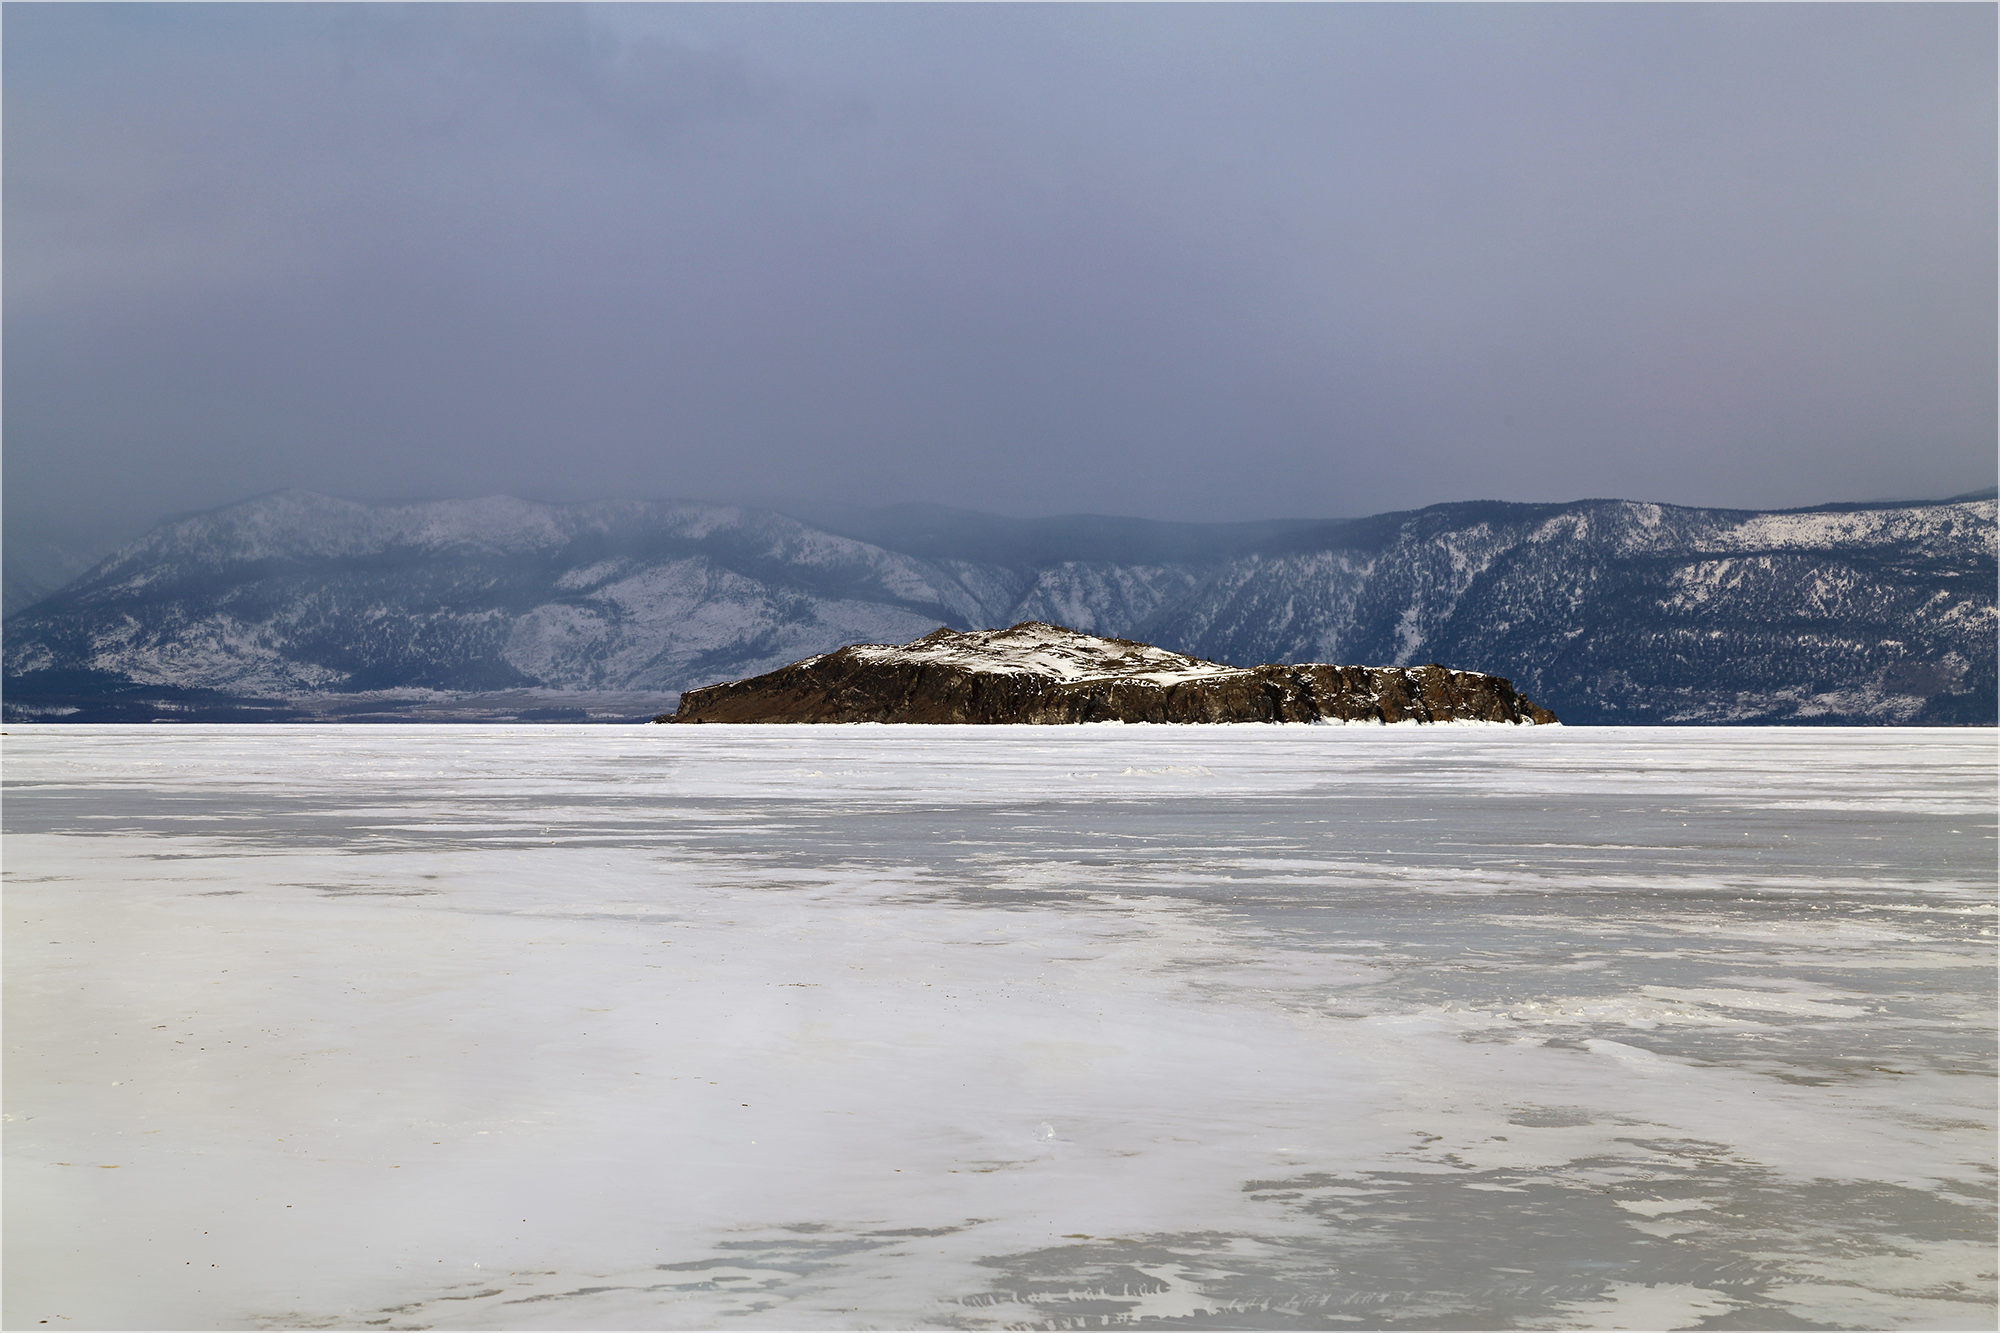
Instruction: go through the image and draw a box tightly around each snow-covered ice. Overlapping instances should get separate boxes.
[4,724,1993,1330]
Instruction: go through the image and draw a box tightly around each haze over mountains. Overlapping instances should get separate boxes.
[4,488,1991,726]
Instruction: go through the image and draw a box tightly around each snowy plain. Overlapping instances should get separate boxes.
[3,724,1994,1330]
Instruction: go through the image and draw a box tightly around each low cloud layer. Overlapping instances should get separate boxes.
[5,2,1993,570]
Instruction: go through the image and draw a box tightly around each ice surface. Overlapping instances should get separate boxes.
[3,725,1993,1330]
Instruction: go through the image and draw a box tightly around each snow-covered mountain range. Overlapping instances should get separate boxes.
[4,489,1993,723]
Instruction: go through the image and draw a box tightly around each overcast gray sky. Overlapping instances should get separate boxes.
[5,2,1994,565]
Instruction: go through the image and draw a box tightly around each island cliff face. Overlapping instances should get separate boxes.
[661,623,1558,725]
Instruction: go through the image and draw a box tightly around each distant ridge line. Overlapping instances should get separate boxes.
[4,489,1992,726]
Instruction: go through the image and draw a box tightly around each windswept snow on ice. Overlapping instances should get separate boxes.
[4,725,1992,1331]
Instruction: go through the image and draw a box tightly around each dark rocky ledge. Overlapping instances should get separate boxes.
[658,623,1558,725]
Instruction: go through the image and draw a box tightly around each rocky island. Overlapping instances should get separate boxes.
[658,622,1558,725]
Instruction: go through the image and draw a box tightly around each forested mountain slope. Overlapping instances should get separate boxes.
[5,489,1991,723]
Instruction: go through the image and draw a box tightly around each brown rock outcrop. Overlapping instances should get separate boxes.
[658,623,1558,725]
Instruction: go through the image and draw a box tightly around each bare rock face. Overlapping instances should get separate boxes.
[659,622,1558,725]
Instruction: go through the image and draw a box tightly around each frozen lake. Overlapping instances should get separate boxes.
[4,724,1994,1330]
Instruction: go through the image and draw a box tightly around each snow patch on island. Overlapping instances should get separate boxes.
[846,621,1250,685]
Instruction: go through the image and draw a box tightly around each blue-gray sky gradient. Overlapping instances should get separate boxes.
[5,2,1994,563]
